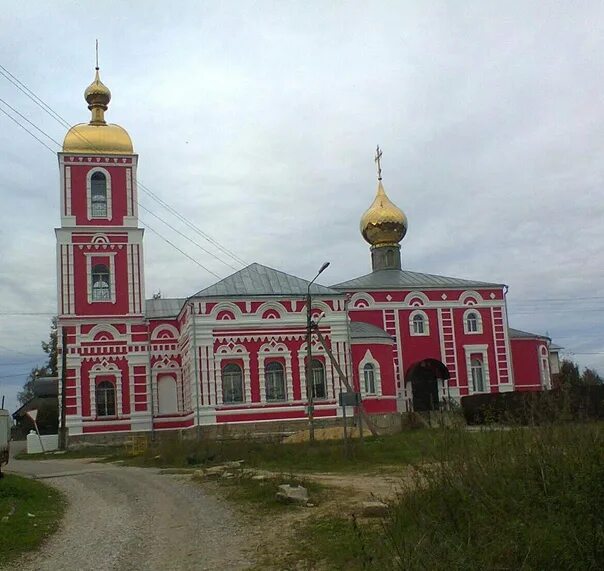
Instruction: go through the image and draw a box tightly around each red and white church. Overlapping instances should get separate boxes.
[56,69,558,437]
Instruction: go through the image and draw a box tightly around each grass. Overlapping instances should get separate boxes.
[118,428,466,473]
[196,470,325,514]
[0,474,65,567]
[288,423,604,570]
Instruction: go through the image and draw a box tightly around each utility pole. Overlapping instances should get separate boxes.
[313,328,379,437]
[59,326,68,450]
[306,262,330,443]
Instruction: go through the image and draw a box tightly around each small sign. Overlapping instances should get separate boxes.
[26,409,38,422]
[339,391,361,407]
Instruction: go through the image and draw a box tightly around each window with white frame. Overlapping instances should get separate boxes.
[91,264,111,301]
[96,380,116,417]
[363,363,376,394]
[470,358,485,392]
[409,310,429,336]
[311,359,327,400]
[222,363,244,404]
[265,361,286,402]
[90,171,108,218]
[464,310,482,334]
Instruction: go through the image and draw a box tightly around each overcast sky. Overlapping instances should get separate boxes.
[1,1,603,413]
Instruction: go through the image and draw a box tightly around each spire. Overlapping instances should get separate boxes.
[84,41,111,125]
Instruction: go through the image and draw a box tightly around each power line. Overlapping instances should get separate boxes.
[0,105,58,153]
[0,63,247,268]
[137,201,239,270]
[141,219,223,279]
[0,104,224,278]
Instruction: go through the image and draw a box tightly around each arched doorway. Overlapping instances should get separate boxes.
[406,359,450,412]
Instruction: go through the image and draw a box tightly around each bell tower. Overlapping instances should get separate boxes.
[56,65,150,436]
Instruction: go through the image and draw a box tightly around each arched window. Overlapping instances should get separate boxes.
[466,312,479,333]
[91,264,110,301]
[470,358,485,392]
[90,172,108,217]
[157,375,178,414]
[363,363,376,394]
[311,359,326,400]
[96,380,116,417]
[222,363,244,404]
[265,362,286,402]
[412,314,425,335]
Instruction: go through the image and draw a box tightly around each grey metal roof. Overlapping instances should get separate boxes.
[350,321,393,342]
[331,269,503,290]
[192,263,341,298]
[145,297,186,319]
[508,328,550,340]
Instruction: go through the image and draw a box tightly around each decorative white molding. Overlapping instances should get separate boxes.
[404,291,429,306]
[463,308,483,334]
[215,344,251,405]
[89,360,123,418]
[86,167,112,221]
[464,344,490,394]
[257,341,293,403]
[409,309,430,336]
[358,349,382,397]
[459,290,484,305]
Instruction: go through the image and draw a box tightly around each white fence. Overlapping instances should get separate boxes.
[27,431,59,454]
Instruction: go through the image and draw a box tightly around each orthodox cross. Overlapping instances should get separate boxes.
[95,39,99,70]
[374,145,383,180]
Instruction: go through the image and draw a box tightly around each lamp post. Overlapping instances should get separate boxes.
[306,261,330,443]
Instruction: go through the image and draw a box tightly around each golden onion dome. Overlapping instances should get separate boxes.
[360,180,408,247]
[62,68,133,155]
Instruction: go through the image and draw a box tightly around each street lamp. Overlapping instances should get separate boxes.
[306,261,330,443]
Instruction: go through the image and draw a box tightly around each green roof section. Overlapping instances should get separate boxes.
[331,269,503,290]
[508,328,551,341]
[192,263,341,299]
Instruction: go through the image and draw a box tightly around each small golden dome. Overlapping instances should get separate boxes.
[84,69,111,111]
[62,67,133,155]
[360,181,408,247]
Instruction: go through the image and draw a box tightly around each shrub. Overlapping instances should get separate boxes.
[376,423,604,570]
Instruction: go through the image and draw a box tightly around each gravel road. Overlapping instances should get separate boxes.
[7,453,253,571]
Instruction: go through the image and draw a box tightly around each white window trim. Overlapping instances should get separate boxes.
[151,358,181,415]
[298,341,334,401]
[86,167,112,221]
[464,344,490,394]
[409,309,430,336]
[358,349,382,397]
[215,344,251,405]
[463,308,483,334]
[539,345,551,390]
[86,252,117,304]
[258,342,292,403]
[89,361,122,419]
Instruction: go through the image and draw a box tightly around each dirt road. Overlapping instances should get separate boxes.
[6,450,253,571]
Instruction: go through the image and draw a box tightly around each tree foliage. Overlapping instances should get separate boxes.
[558,358,603,388]
[17,317,58,405]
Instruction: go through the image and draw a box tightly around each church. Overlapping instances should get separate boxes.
[56,68,558,437]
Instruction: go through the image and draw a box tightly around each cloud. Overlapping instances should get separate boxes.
[1,1,603,411]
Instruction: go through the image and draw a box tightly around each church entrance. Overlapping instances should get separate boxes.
[406,359,450,412]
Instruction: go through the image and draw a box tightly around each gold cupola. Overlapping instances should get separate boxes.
[360,147,408,271]
[360,180,408,247]
[62,67,133,155]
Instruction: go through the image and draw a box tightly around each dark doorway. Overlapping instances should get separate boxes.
[406,359,450,412]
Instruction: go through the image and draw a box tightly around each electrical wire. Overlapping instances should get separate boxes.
[0,63,246,267]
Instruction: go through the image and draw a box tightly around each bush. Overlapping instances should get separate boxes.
[376,423,604,570]
[461,385,604,425]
